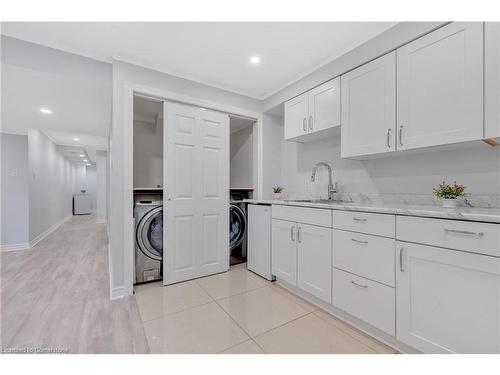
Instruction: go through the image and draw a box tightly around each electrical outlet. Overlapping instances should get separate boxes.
[11,168,18,177]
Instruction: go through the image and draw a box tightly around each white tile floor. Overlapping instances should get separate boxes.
[134,265,398,354]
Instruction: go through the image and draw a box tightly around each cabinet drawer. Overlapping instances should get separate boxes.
[333,210,395,237]
[272,205,332,227]
[397,216,500,257]
[333,268,395,336]
[334,229,395,286]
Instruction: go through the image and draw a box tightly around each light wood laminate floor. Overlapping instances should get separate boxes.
[1,214,149,353]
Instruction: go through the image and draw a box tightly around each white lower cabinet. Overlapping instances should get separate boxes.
[297,224,332,303]
[271,206,333,304]
[333,268,395,335]
[396,241,500,353]
[271,219,297,285]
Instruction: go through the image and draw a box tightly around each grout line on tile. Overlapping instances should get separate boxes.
[138,300,215,323]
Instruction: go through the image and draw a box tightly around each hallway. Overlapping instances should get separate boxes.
[0,214,149,353]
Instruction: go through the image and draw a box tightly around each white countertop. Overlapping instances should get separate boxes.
[244,199,500,224]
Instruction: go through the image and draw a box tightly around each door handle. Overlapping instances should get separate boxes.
[290,225,296,242]
[351,238,368,245]
[399,247,404,272]
[444,228,484,237]
[302,117,307,132]
[351,280,368,289]
[352,217,367,222]
[386,128,392,148]
[399,125,404,147]
[297,226,302,243]
[309,115,313,131]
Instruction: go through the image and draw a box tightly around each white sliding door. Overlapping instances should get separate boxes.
[163,102,230,285]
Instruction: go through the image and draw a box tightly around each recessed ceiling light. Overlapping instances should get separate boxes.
[40,108,52,114]
[87,164,91,166]
[83,159,88,162]
[249,56,261,65]
[73,138,80,141]
[80,155,84,157]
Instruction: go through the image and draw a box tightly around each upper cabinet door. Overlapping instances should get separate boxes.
[284,92,308,141]
[485,22,500,139]
[397,22,484,151]
[308,77,341,135]
[341,52,396,158]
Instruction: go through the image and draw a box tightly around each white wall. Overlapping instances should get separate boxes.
[74,164,86,193]
[262,114,283,199]
[133,121,163,188]
[1,133,29,248]
[86,165,97,211]
[96,150,107,223]
[28,129,74,243]
[279,130,500,207]
[230,125,253,189]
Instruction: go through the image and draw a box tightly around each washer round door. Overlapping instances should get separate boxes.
[136,206,163,261]
[229,204,246,250]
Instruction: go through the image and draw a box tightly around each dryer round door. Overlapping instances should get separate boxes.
[136,206,163,261]
[229,204,246,250]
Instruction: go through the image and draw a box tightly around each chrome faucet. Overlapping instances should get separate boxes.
[311,162,337,200]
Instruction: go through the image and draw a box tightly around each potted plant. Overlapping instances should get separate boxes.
[433,181,467,208]
[273,186,284,200]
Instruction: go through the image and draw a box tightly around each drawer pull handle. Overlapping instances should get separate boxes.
[444,229,484,237]
[351,238,368,245]
[399,247,404,272]
[352,217,367,222]
[297,226,302,243]
[290,225,295,242]
[303,117,307,132]
[351,280,368,289]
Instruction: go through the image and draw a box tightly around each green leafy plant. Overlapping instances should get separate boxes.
[433,181,467,199]
[273,186,284,194]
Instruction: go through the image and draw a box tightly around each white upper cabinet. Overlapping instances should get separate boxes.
[341,52,396,158]
[485,22,500,139]
[284,78,340,142]
[284,92,308,140]
[397,22,484,150]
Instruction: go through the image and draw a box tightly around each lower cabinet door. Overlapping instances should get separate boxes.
[333,268,395,335]
[297,224,332,303]
[396,241,500,353]
[271,219,297,285]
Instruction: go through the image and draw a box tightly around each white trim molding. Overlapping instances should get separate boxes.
[1,243,30,252]
[29,215,72,248]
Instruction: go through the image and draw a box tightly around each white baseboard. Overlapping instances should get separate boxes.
[1,242,30,252]
[29,215,72,248]
[110,285,127,300]
[96,219,107,224]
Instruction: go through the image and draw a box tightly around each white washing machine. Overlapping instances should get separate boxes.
[134,200,163,284]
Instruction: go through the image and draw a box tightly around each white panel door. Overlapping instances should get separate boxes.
[341,52,396,158]
[397,22,484,150]
[297,224,332,303]
[485,22,500,139]
[163,102,229,284]
[271,219,297,285]
[308,77,341,135]
[284,92,308,140]
[396,241,500,353]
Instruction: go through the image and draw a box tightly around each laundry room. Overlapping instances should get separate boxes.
[133,95,164,284]
[229,116,257,266]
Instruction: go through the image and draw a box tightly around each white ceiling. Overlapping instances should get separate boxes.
[1,22,397,99]
[1,64,112,137]
[45,130,107,163]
